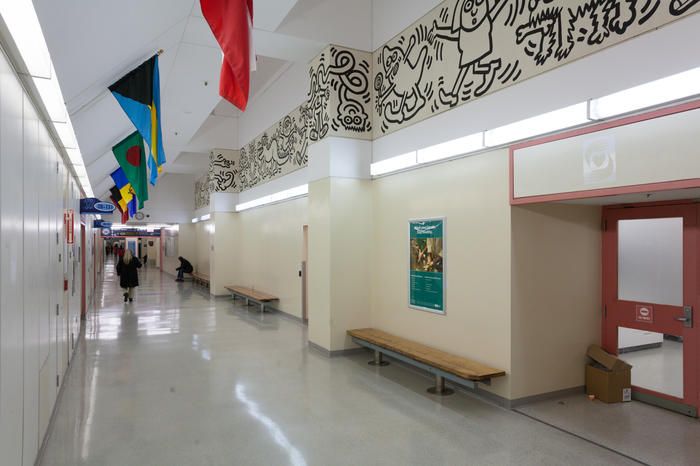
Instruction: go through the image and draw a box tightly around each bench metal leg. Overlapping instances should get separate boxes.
[260,303,265,313]
[245,298,250,306]
[427,374,454,396]
[368,350,389,367]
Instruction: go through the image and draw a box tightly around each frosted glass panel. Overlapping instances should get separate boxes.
[618,218,682,306]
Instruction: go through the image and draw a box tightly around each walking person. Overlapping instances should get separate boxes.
[116,249,142,303]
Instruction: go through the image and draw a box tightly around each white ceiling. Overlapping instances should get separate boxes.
[33,0,372,199]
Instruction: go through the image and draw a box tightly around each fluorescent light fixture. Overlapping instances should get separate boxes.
[200,214,211,221]
[484,103,589,147]
[168,225,180,232]
[54,120,78,148]
[0,0,52,78]
[235,185,309,212]
[589,67,700,119]
[417,133,484,164]
[370,152,417,176]
[192,218,199,223]
[32,70,68,124]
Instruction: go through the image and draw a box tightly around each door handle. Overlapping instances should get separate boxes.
[676,306,693,328]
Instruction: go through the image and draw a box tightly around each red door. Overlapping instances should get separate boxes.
[603,202,698,416]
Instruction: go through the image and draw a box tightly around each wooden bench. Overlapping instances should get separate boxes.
[225,286,278,313]
[347,328,505,396]
[192,272,210,288]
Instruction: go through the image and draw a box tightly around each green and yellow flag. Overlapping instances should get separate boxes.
[112,131,148,209]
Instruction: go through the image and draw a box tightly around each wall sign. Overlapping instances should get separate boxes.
[64,209,74,244]
[409,218,445,314]
[635,304,654,323]
[80,197,116,214]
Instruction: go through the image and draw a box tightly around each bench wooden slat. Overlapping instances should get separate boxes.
[225,286,278,302]
[348,328,505,381]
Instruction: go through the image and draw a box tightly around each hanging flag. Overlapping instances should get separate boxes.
[110,167,137,221]
[113,131,148,209]
[200,0,256,110]
[109,188,129,224]
[109,55,166,185]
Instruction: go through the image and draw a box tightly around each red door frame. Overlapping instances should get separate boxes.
[602,201,699,413]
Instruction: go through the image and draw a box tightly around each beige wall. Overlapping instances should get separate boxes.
[308,179,332,349]
[513,109,700,199]
[510,204,602,400]
[162,224,196,278]
[210,212,237,295]
[308,178,373,351]
[370,150,513,398]
[194,221,213,275]
[216,198,308,315]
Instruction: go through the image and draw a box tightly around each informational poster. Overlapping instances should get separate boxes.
[409,218,445,314]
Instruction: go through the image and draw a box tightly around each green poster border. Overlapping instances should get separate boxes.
[408,217,446,315]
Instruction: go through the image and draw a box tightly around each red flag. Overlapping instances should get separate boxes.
[200,0,255,111]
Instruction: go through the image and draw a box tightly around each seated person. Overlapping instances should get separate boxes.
[176,256,193,282]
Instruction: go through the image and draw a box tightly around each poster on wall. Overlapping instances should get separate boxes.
[409,218,445,314]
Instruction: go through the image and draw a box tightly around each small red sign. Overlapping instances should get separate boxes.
[65,209,75,244]
[635,304,654,323]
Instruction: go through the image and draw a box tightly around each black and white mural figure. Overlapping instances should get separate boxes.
[238,108,310,190]
[309,46,372,139]
[208,150,239,193]
[236,45,372,191]
[328,48,372,135]
[373,0,700,136]
[194,174,211,210]
[431,0,518,105]
[375,27,433,127]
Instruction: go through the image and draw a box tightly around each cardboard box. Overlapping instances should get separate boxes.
[585,345,632,403]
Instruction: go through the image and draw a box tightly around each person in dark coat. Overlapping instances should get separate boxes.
[116,249,142,302]
[176,256,193,282]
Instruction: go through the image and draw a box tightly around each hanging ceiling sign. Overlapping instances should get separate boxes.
[80,197,116,214]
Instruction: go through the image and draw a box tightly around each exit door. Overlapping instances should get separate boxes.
[603,203,698,416]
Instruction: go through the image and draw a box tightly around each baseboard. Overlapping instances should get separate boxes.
[308,341,368,358]
[509,386,586,408]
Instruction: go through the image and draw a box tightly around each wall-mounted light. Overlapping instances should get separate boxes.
[370,152,417,176]
[485,103,590,147]
[417,133,484,164]
[235,185,309,212]
[589,67,700,120]
[191,218,199,224]
[200,214,211,221]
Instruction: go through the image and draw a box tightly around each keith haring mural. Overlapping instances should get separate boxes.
[208,150,239,193]
[307,46,373,141]
[237,45,372,190]
[194,173,211,210]
[238,106,310,190]
[374,0,699,136]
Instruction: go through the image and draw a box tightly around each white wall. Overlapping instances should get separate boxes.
[0,47,91,466]
[237,62,309,146]
[371,0,442,49]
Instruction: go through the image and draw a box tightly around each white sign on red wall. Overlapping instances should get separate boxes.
[635,304,654,323]
[64,209,74,244]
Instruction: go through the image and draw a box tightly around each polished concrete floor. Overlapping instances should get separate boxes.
[517,393,700,466]
[40,261,651,465]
